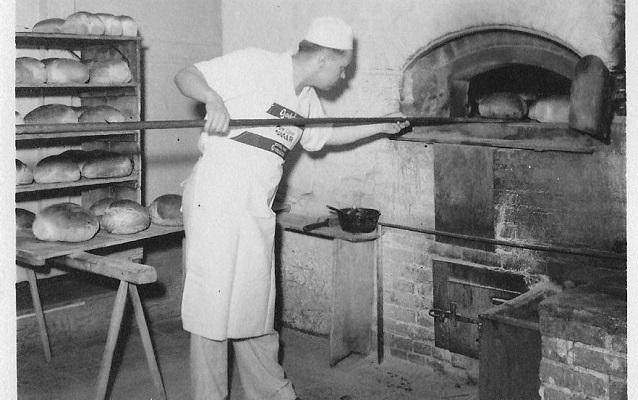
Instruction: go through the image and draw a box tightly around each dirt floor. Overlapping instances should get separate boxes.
[17,318,478,400]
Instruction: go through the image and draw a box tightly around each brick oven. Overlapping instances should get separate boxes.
[262,1,627,399]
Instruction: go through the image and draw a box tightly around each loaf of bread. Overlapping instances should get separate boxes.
[89,59,132,84]
[61,12,106,35]
[16,208,36,235]
[32,18,65,33]
[24,104,79,124]
[16,111,24,125]
[34,154,81,183]
[100,199,150,234]
[43,58,90,84]
[478,92,527,120]
[149,194,183,226]
[528,95,570,123]
[16,57,47,84]
[33,203,99,242]
[81,150,133,179]
[79,105,126,123]
[117,15,138,36]
[16,159,34,185]
[95,13,123,36]
[89,197,118,216]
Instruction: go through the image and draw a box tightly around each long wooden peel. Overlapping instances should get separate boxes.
[15,116,510,134]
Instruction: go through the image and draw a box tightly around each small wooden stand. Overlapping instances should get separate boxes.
[277,213,378,366]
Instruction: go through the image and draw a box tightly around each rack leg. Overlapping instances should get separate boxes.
[25,268,51,363]
[129,284,167,400]
[95,280,129,400]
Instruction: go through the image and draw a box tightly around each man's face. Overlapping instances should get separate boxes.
[315,50,353,90]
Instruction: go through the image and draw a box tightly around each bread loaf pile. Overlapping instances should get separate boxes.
[22,104,125,125]
[31,149,133,184]
[16,56,131,85]
[32,12,137,36]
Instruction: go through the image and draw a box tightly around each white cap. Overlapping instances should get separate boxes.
[304,16,353,50]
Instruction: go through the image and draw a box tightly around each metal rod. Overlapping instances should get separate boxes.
[15,116,509,135]
[379,222,626,261]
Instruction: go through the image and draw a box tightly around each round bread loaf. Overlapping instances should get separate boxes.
[16,159,34,185]
[89,59,132,84]
[16,111,24,125]
[32,18,65,33]
[24,104,79,124]
[79,105,126,123]
[16,57,47,84]
[95,13,123,36]
[478,92,527,120]
[117,15,138,36]
[81,150,133,179]
[43,58,89,84]
[528,95,570,123]
[149,194,183,226]
[33,203,99,242]
[34,154,81,183]
[61,12,106,35]
[101,199,150,234]
[89,197,118,216]
[16,208,36,235]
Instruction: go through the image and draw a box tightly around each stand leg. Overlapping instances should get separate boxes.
[25,268,51,363]
[95,280,129,400]
[129,285,167,400]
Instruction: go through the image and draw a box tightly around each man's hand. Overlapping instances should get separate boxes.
[203,92,231,135]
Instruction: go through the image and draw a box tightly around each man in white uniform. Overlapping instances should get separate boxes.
[174,16,409,400]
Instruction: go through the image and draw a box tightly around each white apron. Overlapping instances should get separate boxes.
[181,135,283,340]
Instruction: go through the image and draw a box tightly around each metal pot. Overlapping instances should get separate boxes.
[327,205,381,233]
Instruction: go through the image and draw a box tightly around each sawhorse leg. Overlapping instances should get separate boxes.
[95,281,167,400]
[25,268,51,363]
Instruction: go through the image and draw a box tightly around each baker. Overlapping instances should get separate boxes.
[174,16,409,400]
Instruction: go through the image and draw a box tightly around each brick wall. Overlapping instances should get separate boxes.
[538,289,627,400]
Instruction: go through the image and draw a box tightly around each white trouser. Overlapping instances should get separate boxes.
[190,332,297,400]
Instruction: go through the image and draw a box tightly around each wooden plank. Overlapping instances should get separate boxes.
[277,213,379,243]
[15,173,140,194]
[396,123,596,153]
[25,269,51,362]
[95,281,128,400]
[50,252,157,285]
[330,239,376,366]
[16,224,184,266]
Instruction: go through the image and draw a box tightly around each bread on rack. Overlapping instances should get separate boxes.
[528,95,570,123]
[61,12,106,35]
[16,111,24,125]
[32,18,65,33]
[32,202,100,242]
[88,59,132,84]
[478,92,528,120]
[100,199,150,234]
[117,15,138,36]
[16,208,36,235]
[16,57,47,84]
[79,105,126,123]
[95,13,123,36]
[34,153,82,183]
[81,150,134,179]
[24,104,79,124]
[149,194,183,226]
[71,106,88,119]
[43,58,90,84]
[16,159,34,185]
[89,197,118,217]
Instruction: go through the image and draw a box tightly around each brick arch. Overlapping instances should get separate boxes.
[400,26,581,117]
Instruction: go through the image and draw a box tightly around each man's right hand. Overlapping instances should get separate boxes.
[203,92,231,135]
